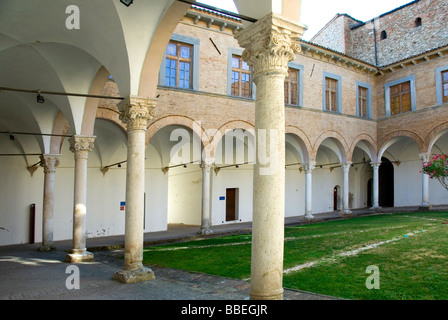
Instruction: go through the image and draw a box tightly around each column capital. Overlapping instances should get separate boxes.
[341,162,352,171]
[235,13,306,80]
[419,153,431,162]
[118,95,157,132]
[370,161,382,168]
[69,135,95,158]
[200,158,216,169]
[40,154,61,173]
[303,162,316,173]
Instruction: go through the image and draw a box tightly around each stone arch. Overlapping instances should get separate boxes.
[349,134,378,162]
[378,130,425,159]
[81,67,112,136]
[146,115,210,157]
[285,125,312,164]
[425,121,448,154]
[209,120,255,159]
[138,1,194,98]
[50,111,70,155]
[312,130,350,163]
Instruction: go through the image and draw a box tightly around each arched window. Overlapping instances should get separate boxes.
[415,17,422,27]
[380,30,387,40]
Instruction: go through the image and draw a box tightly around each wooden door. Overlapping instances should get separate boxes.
[226,188,236,221]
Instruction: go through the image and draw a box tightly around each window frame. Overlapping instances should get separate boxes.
[384,75,416,117]
[356,81,372,119]
[323,72,342,113]
[436,65,448,105]
[159,34,200,91]
[285,62,304,108]
[227,48,255,99]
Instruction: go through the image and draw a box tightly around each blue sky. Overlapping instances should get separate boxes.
[197,0,414,40]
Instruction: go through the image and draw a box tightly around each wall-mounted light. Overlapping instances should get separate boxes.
[36,91,45,103]
[120,0,134,6]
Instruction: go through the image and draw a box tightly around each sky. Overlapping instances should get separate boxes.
[197,0,414,40]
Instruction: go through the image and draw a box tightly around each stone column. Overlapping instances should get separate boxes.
[419,153,431,210]
[66,136,95,263]
[199,158,215,235]
[236,13,306,300]
[370,161,381,210]
[38,154,60,252]
[303,162,315,221]
[113,95,156,284]
[341,162,352,215]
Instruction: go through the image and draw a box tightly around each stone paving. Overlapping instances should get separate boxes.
[2,206,446,301]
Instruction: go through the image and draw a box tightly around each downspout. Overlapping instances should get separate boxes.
[372,18,378,66]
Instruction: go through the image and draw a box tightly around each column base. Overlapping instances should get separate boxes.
[65,250,94,263]
[113,266,155,284]
[38,244,57,252]
[249,289,283,300]
[198,227,213,235]
[303,214,315,222]
[419,203,432,211]
[370,205,382,212]
[340,209,352,217]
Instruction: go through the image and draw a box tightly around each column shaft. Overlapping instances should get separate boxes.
[304,162,315,221]
[370,162,381,210]
[419,153,431,209]
[199,159,214,235]
[114,95,156,284]
[66,136,95,263]
[341,162,352,215]
[39,154,60,252]
[236,13,306,300]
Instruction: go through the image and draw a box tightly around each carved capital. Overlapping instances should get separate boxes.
[303,162,316,173]
[40,154,61,173]
[118,95,157,132]
[419,153,430,162]
[236,13,306,80]
[69,136,95,159]
[200,158,216,170]
[341,162,353,172]
[370,161,382,168]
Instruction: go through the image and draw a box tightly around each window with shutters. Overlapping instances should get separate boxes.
[285,68,299,106]
[390,81,411,115]
[325,77,338,112]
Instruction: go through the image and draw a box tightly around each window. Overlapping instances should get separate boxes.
[356,81,372,119]
[442,70,448,103]
[380,30,387,40]
[385,75,416,117]
[285,68,299,105]
[164,41,193,89]
[231,55,251,98]
[325,78,338,112]
[415,17,422,27]
[390,81,411,115]
[358,87,368,117]
[323,72,342,113]
[435,66,448,105]
[159,34,200,91]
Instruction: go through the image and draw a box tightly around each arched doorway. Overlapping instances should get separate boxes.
[379,157,394,207]
[333,185,341,211]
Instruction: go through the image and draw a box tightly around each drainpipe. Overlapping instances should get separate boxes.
[372,18,378,66]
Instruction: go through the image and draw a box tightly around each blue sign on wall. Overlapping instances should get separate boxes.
[219,196,225,201]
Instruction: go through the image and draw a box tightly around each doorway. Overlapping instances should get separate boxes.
[379,157,394,207]
[226,188,238,221]
[333,185,341,211]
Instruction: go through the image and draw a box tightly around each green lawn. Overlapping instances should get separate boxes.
[143,211,448,300]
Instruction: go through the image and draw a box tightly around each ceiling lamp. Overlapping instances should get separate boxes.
[36,91,45,104]
[120,0,134,6]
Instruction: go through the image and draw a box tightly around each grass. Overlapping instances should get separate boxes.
[142,211,448,300]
